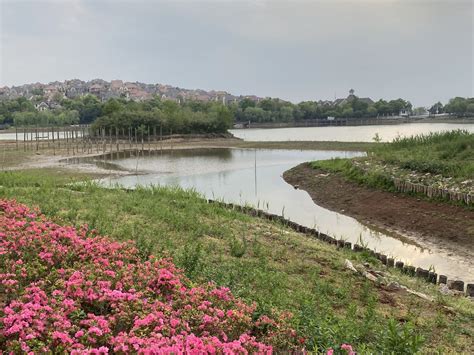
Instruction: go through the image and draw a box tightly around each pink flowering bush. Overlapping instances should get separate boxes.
[0,199,303,353]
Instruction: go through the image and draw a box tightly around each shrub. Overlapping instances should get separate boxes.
[0,199,302,353]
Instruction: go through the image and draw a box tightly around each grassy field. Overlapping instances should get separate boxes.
[0,169,473,353]
[373,130,474,180]
[311,131,474,204]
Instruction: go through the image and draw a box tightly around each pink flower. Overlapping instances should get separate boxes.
[341,343,355,355]
[0,199,303,353]
[75,330,85,338]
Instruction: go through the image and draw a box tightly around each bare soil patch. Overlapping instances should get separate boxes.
[283,163,474,258]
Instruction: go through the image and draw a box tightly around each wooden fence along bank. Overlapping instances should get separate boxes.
[2,125,228,157]
[208,199,474,298]
[392,178,473,206]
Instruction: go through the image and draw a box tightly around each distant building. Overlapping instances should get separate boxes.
[36,102,50,111]
[332,89,374,107]
[399,109,410,117]
[89,84,103,95]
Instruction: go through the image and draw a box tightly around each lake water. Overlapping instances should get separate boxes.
[230,123,474,142]
[85,148,473,283]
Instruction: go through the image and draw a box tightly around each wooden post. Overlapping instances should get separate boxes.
[147,126,150,153]
[102,128,106,153]
[116,127,119,152]
[72,127,75,155]
[52,126,55,156]
[109,129,112,153]
[66,128,69,155]
[81,126,85,153]
[46,126,50,149]
[15,126,18,150]
[135,128,137,150]
[35,124,39,151]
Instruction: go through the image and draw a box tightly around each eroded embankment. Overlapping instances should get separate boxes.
[283,163,474,266]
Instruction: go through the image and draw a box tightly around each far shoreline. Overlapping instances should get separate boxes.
[231,117,474,129]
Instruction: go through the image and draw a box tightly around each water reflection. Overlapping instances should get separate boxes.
[71,148,473,282]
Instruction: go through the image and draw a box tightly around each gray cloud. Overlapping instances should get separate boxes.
[1,0,472,106]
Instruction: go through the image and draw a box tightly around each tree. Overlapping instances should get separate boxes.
[279,106,294,122]
[238,98,256,110]
[242,107,269,122]
[467,103,474,115]
[102,99,123,116]
[342,107,354,118]
[31,88,44,96]
[387,99,408,116]
[413,107,427,116]
[209,104,233,132]
[297,101,317,120]
[374,99,390,116]
[429,102,444,114]
[367,106,377,117]
[444,97,468,116]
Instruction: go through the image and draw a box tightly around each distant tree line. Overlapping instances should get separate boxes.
[0,95,472,130]
[230,97,415,123]
[0,95,233,134]
[91,97,233,135]
[428,97,474,116]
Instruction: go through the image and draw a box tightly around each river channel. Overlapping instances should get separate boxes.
[69,147,474,283]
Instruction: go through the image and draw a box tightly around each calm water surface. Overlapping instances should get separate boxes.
[230,123,474,142]
[92,148,473,283]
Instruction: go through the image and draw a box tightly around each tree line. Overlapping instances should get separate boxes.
[0,94,472,131]
[428,97,474,116]
[0,96,233,134]
[232,97,415,123]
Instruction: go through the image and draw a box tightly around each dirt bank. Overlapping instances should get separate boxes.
[283,163,474,260]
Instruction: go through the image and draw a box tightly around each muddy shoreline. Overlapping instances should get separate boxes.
[283,163,474,266]
[3,137,372,176]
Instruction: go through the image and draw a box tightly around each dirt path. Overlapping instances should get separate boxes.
[283,163,474,261]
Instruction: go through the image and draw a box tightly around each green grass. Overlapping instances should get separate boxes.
[373,130,474,179]
[311,131,474,206]
[0,170,473,352]
[233,141,375,152]
[310,158,396,191]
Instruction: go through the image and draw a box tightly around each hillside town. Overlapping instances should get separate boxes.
[0,79,262,107]
[0,79,378,109]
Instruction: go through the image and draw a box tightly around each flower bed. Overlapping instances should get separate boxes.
[0,199,303,353]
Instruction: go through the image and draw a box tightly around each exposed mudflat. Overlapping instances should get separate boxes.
[283,163,474,264]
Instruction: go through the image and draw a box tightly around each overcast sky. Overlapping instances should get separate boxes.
[0,0,472,106]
